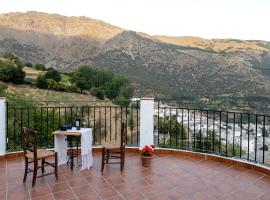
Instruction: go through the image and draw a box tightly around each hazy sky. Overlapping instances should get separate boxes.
[0,0,270,41]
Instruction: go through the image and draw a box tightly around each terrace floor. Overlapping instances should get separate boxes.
[1,152,270,200]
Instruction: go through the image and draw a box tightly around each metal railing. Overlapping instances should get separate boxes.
[155,101,270,166]
[6,101,140,151]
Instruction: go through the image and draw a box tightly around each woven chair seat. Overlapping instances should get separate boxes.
[101,123,126,172]
[26,149,55,159]
[103,140,121,149]
[22,127,58,187]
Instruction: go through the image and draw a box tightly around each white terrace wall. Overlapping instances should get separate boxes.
[0,98,6,156]
[139,97,154,148]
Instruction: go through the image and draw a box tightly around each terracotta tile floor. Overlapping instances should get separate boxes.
[1,152,270,200]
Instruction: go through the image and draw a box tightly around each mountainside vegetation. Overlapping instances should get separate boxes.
[1,12,270,112]
[0,53,133,105]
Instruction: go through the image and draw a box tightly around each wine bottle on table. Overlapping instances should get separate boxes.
[76,118,81,130]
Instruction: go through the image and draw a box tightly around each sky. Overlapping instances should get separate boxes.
[0,0,270,41]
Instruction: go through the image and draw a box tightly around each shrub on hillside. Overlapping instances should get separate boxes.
[47,79,58,90]
[0,59,26,84]
[41,78,68,91]
[36,75,48,89]
[71,65,133,101]
[45,69,61,82]
[24,77,36,85]
[12,67,26,84]
[24,62,33,68]
[34,64,46,71]
[91,87,105,100]
[71,66,93,92]
[0,82,8,94]
[57,82,67,91]
[118,82,134,100]
[46,67,54,71]
[69,83,78,92]
[3,53,24,68]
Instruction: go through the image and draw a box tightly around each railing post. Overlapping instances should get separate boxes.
[140,97,154,148]
[0,97,7,156]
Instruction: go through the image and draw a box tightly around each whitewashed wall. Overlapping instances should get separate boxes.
[139,97,154,148]
[0,98,6,156]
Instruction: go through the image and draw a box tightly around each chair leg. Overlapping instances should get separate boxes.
[101,148,105,172]
[23,157,28,183]
[120,158,123,171]
[41,158,45,173]
[123,149,125,167]
[76,137,79,165]
[55,152,58,180]
[32,159,38,187]
[120,150,124,171]
[106,149,109,163]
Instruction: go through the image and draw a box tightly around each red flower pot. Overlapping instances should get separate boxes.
[141,155,153,167]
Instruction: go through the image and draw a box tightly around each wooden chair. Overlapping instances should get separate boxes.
[101,123,126,172]
[22,127,58,186]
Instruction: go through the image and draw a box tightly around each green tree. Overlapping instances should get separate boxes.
[24,62,33,68]
[47,79,58,90]
[24,77,36,85]
[71,65,134,100]
[69,83,78,92]
[34,64,46,71]
[3,52,23,68]
[0,59,25,84]
[105,76,128,99]
[91,87,105,100]
[0,59,15,80]
[71,66,92,92]
[119,84,133,99]
[46,67,54,71]
[0,82,7,94]
[12,67,26,84]
[45,69,61,82]
[57,82,67,91]
[36,75,48,89]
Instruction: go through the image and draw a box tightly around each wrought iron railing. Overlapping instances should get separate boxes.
[6,101,140,151]
[155,101,270,166]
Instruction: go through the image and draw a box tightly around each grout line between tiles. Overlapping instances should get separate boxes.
[5,159,7,200]
[83,175,103,200]
[101,174,126,200]
[24,158,32,200]
[62,172,79,200]
[46,179,56,200]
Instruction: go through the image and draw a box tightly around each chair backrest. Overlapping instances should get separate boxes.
[22,127,38,158]
[120,123,126,148]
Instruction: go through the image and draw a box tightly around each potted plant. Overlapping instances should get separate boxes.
[140,144,155,167]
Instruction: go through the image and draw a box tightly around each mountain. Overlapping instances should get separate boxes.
[1,11,270,109]
[154,35,270,52]
[154,36,270,80]
[95,31,270,97]
[0,11,123,71]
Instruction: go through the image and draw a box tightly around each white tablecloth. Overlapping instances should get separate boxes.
[54,128,93,170]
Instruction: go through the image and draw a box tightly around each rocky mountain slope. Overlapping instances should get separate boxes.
[1,11,270,105]
[95,31,270,98]
[154,35,270,52]
[0,11,123,71]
